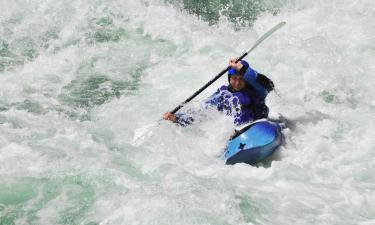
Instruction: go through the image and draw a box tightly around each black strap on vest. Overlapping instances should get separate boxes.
[256,73,274,92]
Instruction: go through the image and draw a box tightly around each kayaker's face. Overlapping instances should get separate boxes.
[230,75,246,91]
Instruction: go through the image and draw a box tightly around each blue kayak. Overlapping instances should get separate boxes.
[224,119,285,165]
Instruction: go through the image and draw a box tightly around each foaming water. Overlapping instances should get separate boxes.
[1,0,375,224]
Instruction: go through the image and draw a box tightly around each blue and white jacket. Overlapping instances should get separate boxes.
[175,66,269,126]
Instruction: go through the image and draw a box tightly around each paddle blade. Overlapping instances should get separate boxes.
[246,21,286,54]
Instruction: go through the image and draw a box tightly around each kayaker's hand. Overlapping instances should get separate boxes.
[163,112,177,122]
[229,58,243,71]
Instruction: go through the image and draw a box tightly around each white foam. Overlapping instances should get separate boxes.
[0,0,375,224]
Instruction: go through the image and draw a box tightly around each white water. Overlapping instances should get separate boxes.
[0,0,375,224]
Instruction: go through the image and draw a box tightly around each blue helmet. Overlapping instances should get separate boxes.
[228,60,249,76]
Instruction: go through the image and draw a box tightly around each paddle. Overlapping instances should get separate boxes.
[170,21,286,114]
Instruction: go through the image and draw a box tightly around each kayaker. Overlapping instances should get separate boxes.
[163,58,274,126]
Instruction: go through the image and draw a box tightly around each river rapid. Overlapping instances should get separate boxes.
[0,0,374,224]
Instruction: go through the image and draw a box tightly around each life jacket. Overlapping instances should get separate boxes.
[228,80,269,120]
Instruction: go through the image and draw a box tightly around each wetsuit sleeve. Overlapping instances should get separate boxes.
[174,113,194,126]
[243,66,268,99]
[204,85,227,107]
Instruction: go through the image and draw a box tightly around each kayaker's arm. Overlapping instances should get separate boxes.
[163,111,194,126]
[243,67,268,99]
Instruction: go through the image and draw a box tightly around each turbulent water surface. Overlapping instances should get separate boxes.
[1,0,375,224]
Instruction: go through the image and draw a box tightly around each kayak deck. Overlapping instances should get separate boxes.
[224,119,284,165]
